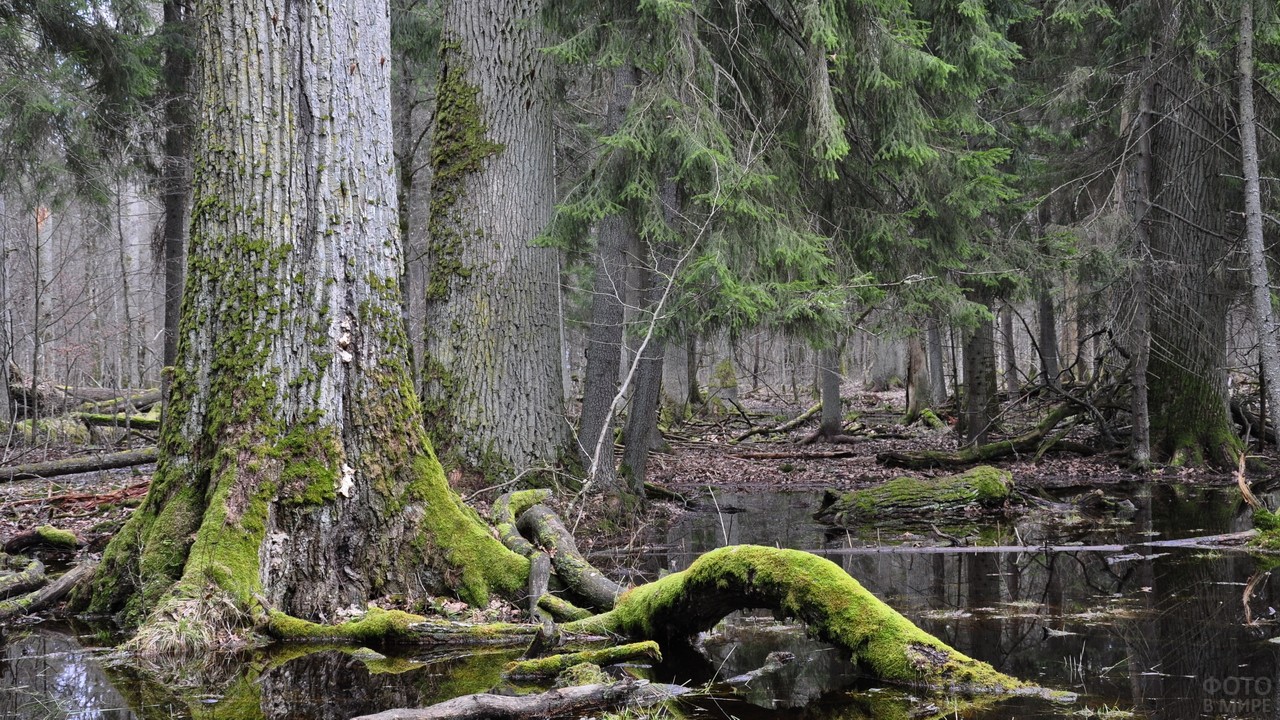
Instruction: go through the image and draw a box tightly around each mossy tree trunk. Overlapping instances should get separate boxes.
[1145,7,1239,467]
[421,0,569,479]
[78,0,526,640]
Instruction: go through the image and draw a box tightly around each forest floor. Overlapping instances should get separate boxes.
[0,384,1262,568]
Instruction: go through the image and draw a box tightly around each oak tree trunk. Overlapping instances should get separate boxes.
[79,0,525,640]
[818,345,842,438]
[422,0,569,478]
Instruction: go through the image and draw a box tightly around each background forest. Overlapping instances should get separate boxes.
[1,0,1279,489]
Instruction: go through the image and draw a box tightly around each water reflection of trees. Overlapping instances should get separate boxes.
[0,626,139,719]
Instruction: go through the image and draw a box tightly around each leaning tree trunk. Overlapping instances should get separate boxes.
[577,64,640,493]
[1237,0,1280,436]
[1145,6,1239,466]
[421,0,569,479]
[77,0,526,643]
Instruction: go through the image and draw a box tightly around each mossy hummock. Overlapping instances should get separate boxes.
[816,466,1014,526]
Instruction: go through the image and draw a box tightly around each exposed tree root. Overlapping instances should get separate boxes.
[517,504,625,611]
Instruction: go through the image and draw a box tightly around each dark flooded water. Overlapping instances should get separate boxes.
[3,482,1278,719]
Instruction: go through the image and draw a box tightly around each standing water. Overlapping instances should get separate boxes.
[1,483,1276,719]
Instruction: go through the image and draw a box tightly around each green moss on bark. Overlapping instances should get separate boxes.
[564,545,1024,692]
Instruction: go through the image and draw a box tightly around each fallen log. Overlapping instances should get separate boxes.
[732,402,820,443]
[0,447,158,482]
[73,412,161,431]
[265,607,607,647]
[503,641,662,679]
[76,388,162,415]
[3,525,81,554]
[815,466,1014,526]
[517,504,626,611]
[537,593,593,622]
[0,562,96,621]
[877,405,1089,469]
[351,678,688,720]
[0,554,46,599]
[3,480,150,509]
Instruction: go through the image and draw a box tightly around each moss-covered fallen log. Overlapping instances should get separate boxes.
[563,545,1025,693]
[815,466,1014,526]
[538,593,592,622]
[0,447,158,482]
[0,562,96,621]
[503,640,661,679]
[0,554,46,599]
[4,525,81,554]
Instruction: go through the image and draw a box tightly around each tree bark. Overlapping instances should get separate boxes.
[159,0,193,375]
[1036,286,1059,389]
[961,293,997,446]
[926,316,947,406]
[817,344,842,438]
[1145,1,1238,466]
[815,466,1013,526]
[77,0,526,642]
[1000,302,1017,396]
[905,331,928,422]
[422,0,568,478]
[1121,48,1156,468]
[577,64,639,493]
[1236,0,1280,437]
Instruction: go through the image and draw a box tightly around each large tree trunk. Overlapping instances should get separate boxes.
[905,331,928,422]
[577,64,639,493]
[1237,0,1280,436]
[1036,285,1059,389]
[421,0,569,478]
[77,0,526,643]
[1145,2,1238,466]
[159,0,193,375]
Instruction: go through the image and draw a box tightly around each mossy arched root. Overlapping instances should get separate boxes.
[563,545,1024,693]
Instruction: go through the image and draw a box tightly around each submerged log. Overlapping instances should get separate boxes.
[0,447,158,482]
[503,641,662,679]
[351,678,687,720]
[562,545,1026,693]
[0,562,96,621]
[815,466,1014,526]
[0,554,46,599]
